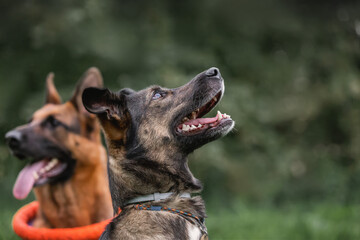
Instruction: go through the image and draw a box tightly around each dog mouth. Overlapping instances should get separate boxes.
[176,91,232,135]
[13,158,69,200]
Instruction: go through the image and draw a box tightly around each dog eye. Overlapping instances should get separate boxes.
[152,91,165,100]
[47,116,61,128]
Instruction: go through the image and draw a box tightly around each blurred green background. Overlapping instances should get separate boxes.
[1,0,360,239]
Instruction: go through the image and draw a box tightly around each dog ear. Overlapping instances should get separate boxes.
[45,73,62,104]
[71,67,104,116]
[82,87,120,119]
[83,87,133,141]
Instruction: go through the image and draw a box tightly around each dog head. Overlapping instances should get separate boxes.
[83,67,234,208]
[83,67,233,154]
[5,68,103,200]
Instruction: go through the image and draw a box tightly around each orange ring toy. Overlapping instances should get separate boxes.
[12,201,113,240]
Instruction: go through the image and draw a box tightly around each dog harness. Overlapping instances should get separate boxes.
[127,192,208,239]
[134,204,208,238]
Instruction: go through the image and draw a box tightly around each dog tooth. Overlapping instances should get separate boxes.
[33,171,39,180]
[217,111,223,120]
[191,112,197,119]
[182,124,187,130]
[39,168,46,174]
[191,125,196,130]
[213,96,217,102]
[182,117,189,122]
[46,163,54,171]
[198,124,202,127]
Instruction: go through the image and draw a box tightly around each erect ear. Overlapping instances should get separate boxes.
[83,87,135,141]
[71,67,104,116]
[82,87,120,119]
[45,72,62,104]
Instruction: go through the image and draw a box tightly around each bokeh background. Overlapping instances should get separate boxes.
[1,0,360,239]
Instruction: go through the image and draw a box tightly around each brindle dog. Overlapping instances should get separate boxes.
[82,67,234,240]
[5,68,112,228]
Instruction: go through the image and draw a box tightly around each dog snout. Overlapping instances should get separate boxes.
[205,67,221,78]
[5,130,23,150]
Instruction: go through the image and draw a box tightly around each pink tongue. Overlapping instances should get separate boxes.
[182,116,219,126]
[13,160,47,200]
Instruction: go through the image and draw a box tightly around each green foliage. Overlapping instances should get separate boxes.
[206,202,360,240]
[1,0,360,238]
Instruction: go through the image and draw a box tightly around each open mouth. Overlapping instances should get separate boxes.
[13,158,68,200]
[176,91,232,135]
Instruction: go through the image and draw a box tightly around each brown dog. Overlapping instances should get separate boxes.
[5,68,112,228]
[83,67,234,239]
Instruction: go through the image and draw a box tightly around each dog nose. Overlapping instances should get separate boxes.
[205,67,221,78]
[5,130,22,150]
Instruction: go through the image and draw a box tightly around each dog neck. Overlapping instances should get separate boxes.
[33,138,112,228]
[107,152,203,213]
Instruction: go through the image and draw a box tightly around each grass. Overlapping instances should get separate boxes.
[206,202,360,240]
[1,195,359,240]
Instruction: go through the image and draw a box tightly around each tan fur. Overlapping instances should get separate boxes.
[10,69,113,228]
[31,104,111,227]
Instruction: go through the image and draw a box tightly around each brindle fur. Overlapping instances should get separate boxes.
[83,68,234,239]
[6,68,112,228]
